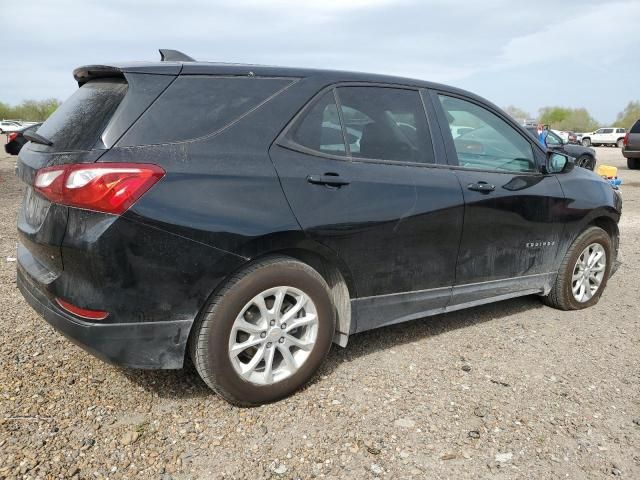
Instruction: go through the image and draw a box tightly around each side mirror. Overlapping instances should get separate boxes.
[545,152,574,174]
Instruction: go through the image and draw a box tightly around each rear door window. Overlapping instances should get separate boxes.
[289,90,346,156]
[335,86,434,163]
[119,76,294,146]
[34,79,127,152]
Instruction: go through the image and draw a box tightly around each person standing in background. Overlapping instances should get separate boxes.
[537,123,549,147]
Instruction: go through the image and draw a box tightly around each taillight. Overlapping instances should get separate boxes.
[34,163,165,215]
[623,133,629,147]
[8,132,18,142]
[55,298,109,320]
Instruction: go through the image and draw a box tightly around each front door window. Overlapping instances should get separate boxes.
[438,95,536,173]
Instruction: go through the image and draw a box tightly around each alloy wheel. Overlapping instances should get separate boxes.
[228,286,319,385]
[571,243,607,303]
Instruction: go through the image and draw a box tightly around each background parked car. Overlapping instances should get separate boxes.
[450,125,474,138]
[622,119,640,169]
[553,130,578,144]
[4,123,43,155]
[581,127,626,148]
[0,120,23,133]
[525,126,596,170]
[552,130,570,143]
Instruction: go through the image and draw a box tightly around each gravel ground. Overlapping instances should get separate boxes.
[0,147,638,479]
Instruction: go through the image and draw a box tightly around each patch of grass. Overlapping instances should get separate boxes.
[135,421,150,435]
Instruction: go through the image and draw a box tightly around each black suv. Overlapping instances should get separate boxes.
[622,119,640,169]
[17,50,622,405]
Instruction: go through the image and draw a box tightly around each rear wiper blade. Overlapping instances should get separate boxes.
[24,131,53,146]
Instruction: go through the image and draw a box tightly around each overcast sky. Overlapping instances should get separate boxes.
[3,0,638,123]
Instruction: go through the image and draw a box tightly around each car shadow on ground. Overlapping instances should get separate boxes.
[316,295,544,379]
[119,295,546,401]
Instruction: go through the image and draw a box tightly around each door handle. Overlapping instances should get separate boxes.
[307,173,350,187]
[467,181,495,193]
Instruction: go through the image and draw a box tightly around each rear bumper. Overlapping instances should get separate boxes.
[622,149,640,159]
[17,268,192,369]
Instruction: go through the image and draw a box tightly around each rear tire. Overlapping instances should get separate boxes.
[628,158,640,170]
[542,227,612,310]
[189,255,335,406]
[582,138,591,147]
[616,139,624,148]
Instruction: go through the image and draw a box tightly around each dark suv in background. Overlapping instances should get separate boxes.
[622,119,640,169]
[4,123,43,155]
[16,50,622,405]
[525,126,597,170]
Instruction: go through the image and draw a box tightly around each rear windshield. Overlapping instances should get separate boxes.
[35,78,127,152]
[118,76,294,146]
[631,120,640,134]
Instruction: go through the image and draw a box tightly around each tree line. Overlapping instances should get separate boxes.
[504,101,640,132]
[0,99,61,122]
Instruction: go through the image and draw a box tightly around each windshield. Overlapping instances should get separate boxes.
[545,131,563,146]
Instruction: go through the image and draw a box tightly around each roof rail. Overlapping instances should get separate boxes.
[159,49,195,62]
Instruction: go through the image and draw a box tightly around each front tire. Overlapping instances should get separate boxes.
[628,158,640,170]
[577,154,596,170]
[189,256,335,406]
[582,138,591,147]
[542,227,612,310]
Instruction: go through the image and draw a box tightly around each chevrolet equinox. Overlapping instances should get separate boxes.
[17,50,622,405]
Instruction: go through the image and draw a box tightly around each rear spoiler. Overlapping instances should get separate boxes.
[73,49,194,85]
[73,65,124,86]
[73,63,183,86]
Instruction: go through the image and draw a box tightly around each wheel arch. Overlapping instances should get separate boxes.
[186,245,355,365]
[553,202,618,261]
[589,215,620,254]
[590,215,618,238]
[265,247,354,347]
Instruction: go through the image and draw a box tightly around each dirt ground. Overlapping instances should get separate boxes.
[0,147,638,480]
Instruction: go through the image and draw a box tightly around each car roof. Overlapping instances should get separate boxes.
[72,60,489,105]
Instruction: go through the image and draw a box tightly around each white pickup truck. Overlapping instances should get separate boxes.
[580,127,626,148]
